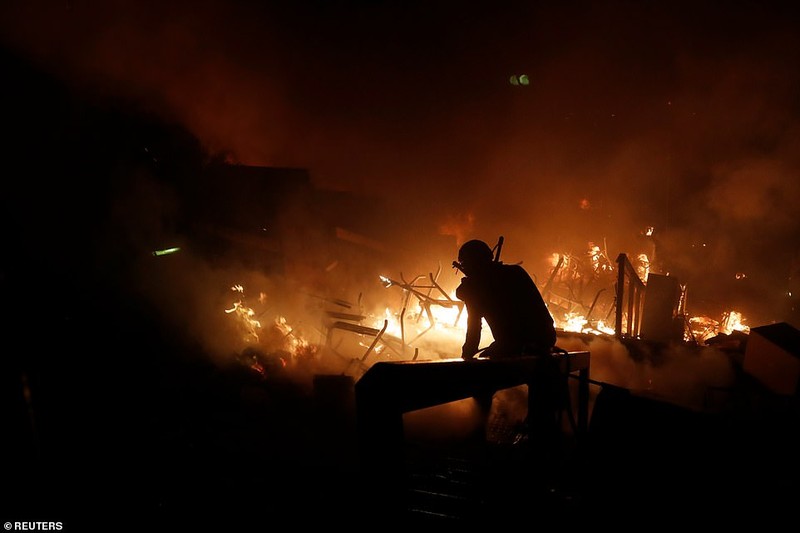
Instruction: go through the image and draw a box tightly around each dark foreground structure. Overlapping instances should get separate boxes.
[6,308,800,529]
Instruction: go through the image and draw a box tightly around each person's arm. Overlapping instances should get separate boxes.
[456,278,482,359]
[461,306,482,359]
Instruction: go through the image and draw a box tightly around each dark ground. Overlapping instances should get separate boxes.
[6,300,799,530]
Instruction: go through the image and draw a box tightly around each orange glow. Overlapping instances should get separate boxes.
[438,212,475,246]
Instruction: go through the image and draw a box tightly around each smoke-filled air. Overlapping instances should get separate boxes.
[6,2,800,526]
[2,1,798,397]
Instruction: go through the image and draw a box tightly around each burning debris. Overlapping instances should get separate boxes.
[378,267,465,344]
[235,345,287,381]
[543,241,618,336]
[690,310,751,345]
[539,229,760,347]
[224,284,319,380]
[220,230,762,385]
[225,284,262,344]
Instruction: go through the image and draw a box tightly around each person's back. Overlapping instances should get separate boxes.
[457,261,556,357]
[455,239,556,359]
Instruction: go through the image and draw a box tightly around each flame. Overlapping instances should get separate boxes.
[382,307,404,338]
[549,252,566,268]
[636,253,650,282]
[555,313,616,336]
[589,244,602,272]
[364,278,476,358]
[595,320,615,335]
[562,313,588,333]
[720,310,750,335]
[224,284,319,364]
[220,242,755,376]
[225,285,261,343]
[689,309,750,343]
[273,315,318,361]
[587,242,614,274]
[689,315,719,343]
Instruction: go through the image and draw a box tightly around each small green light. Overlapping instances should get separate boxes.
[152,247,181,257]
[510,74,530,86]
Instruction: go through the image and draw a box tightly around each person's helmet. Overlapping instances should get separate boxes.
[457,239,494,274]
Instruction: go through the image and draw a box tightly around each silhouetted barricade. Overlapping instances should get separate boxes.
[354,351,590,516]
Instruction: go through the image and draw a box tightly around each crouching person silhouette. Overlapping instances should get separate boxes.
[454,238,562,453]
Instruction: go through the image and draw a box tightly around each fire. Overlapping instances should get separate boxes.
[374,271,471,356]
[380,307,403,338]
[220,242,756,379]
[274,316,319,361]
[588,242,614,275]
[555,312,616,336]
[636,253,650,282]
[562,313,588,333]
[689,309,751,343]
[225,284,318,368]
[225,285,261,343]
[368,288,471,357]
[720,310,750,335]
[595,320,616,335]
[689,316,718,343]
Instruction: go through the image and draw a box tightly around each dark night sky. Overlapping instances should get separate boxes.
[1,0,799,326]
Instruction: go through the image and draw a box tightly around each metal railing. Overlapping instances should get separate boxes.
[615,253,646,339]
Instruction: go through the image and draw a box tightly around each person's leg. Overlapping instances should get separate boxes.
[527,355,564,445]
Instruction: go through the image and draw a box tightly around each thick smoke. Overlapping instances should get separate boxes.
[2,1,798,358]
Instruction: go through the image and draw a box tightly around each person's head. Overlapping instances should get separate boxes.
[457,239,494,276]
